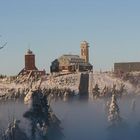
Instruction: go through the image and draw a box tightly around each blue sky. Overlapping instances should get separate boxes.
[0,0,140,75]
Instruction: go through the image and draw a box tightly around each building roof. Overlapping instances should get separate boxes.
[115,62,140,64]
[26,49,33,55]
[58,54,92,66]
[62,54,82,59]
[60,54,85,62]
[81,41,89,47]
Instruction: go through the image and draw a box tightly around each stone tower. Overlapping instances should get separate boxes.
[80,41,89,63]
[25,49,37,70]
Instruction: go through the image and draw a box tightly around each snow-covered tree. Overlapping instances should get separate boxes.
[92,84,100,98]
[2,119,29,140]
[107,95,131,140]
[108,94,121,126]
[23,89,63,140]
[131,99,136,112]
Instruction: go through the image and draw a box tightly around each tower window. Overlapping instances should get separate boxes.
[82,49,85,55]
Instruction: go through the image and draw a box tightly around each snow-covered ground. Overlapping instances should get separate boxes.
[92,72,138,94]
[0,72,139,98]
[41,73,80,93]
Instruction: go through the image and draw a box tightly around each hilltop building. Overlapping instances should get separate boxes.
[50,41,93,73]
[80,41,89,63]
[114,62,140,74]
[25,49,37,71]
[19,49,46,77]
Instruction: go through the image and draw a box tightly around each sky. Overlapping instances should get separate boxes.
[0,0,140,75]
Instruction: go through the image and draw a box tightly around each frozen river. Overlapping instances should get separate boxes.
[0,96,140,140]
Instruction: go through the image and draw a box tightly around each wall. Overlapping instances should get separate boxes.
[114,62,140,73]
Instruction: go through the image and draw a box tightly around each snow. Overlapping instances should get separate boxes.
[92,72,137,94]
[0,72,139,99]
[108,95,121,125]
[41,73,80,93]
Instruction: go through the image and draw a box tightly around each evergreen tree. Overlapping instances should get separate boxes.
[23,89,63,140]
[2,119,29,140]
[107,95,130,140]
[108,94,121,126]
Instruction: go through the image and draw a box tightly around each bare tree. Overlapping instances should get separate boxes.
[0,35,7,50]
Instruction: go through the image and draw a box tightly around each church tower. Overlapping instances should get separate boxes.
[80,41,89,63]
[25,49,38,70]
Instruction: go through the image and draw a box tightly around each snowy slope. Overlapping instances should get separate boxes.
[0,72,139,96]
[92,72,136,94]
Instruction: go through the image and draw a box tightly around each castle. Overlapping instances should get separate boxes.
[50,41,93,73]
